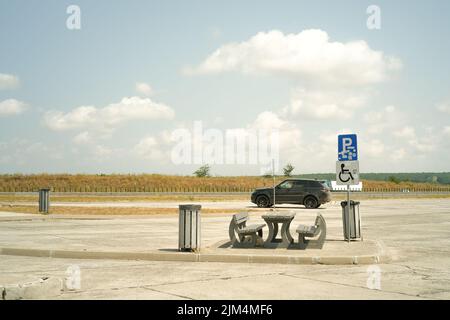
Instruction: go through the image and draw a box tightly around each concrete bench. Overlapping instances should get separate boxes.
[296,214,326,249]
[229,212,266,248]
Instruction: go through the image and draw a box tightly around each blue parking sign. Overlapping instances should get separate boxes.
[338,134,358,161]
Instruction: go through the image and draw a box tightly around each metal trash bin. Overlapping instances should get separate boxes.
[340,200,361,240]
[179,204,201,251]
[39,188,50,214]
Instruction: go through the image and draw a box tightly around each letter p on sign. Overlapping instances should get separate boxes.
[343,138,352,149]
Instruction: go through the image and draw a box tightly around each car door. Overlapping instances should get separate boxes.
[290,181,307,203]
[275,180,294,203]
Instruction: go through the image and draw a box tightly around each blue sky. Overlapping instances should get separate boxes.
[1,0,449,175]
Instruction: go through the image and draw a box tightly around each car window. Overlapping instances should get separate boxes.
[295,180,320,187]
[320,181,330,188]
[293,181,306,187]
[308,181,322,187]
[279,181,293,189]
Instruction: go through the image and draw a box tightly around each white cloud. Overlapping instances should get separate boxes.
[93,145,113,159]
[409,138,435,153]
[134,136,162,160]
[399,127,436,154]
[44,96,175,131]
[443,126,450,136]
[390,148,406,161]
[0,99,27,116]
[251,111,286,130]
[393,126,416,139]
[282,89,368,120]
[437,101,450,114]
[363,105,395,124]
[46,106,97,130]
[133,112,302,169]
[250,111,302,146]
[391,125,436,154]
[133,131,172,160]
[187,29,402,122]
[135,82,154,96]
[0,139,63,166]
[248,111,302,166]
[73,131,93,145]
[187,29,401,86]
[363,105,400,135]
[0,73,19,90]
[364,139,385,157]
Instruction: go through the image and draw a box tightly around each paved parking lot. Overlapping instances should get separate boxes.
[1,198,449,299]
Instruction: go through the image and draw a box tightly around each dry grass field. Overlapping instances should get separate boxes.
[0,174,449,193]
[0,193,249,203]
[0,174,277,192]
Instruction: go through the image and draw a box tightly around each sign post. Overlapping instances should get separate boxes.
[272,159,276,208]
[337,134,360,242]
[347,184,350,242]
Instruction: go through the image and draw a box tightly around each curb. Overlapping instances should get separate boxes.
[0,247,386,265]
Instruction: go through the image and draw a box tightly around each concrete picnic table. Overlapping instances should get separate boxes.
[261,211,296,248]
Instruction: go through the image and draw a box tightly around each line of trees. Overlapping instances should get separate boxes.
[290,172,450,184]
[194,163,296,178]
[190,164,450,185]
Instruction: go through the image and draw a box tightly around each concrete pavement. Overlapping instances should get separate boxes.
[0,198,449,299]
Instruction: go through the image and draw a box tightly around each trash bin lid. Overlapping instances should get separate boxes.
[179,204,202,210]
[340,200,360,207]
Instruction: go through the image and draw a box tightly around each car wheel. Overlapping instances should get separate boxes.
[256,195,270,208]
[304,196,318,209]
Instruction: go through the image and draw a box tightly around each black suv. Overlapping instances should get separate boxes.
[251,179,331,209]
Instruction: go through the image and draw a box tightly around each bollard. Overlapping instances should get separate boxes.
[39,188,50,214]
[178,204,201,251]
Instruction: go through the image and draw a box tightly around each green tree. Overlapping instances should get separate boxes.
[387,176,400,184]
[283,163,295,177]
[193,164,211,177]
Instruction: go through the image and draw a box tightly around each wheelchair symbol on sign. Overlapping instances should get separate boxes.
[339,163,354,182]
